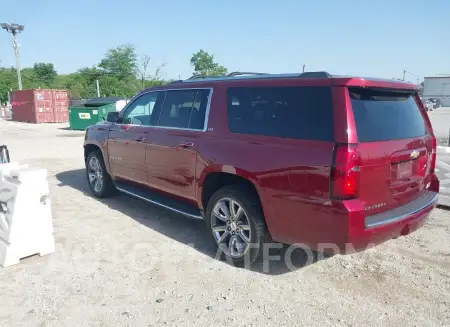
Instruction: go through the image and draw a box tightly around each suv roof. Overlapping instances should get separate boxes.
[169,71,417,87]
[136,71,418,98]
[183,71,332,80]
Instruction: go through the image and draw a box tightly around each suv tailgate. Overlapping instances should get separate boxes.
[349,87,433,214]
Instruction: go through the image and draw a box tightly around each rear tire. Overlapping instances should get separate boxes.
[86,150,116,198]
[205,184,270,268]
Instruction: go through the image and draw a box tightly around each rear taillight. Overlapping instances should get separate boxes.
[416,93,437,175]
[330,143,361,200]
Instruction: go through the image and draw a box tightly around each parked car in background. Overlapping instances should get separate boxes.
[430,98,440,109]
[83,72,439,267]
[424,98,441,111]
[424,100,434,111]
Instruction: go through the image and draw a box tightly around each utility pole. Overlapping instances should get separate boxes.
[96,80,100,97]
[302,64,306,73]
[1,23,25,90]
[402,69,406,81]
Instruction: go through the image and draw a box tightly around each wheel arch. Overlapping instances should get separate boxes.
[84,143,101,161]
[84,141,111,175]
[197,166,271,232]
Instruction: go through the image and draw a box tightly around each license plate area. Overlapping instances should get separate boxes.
[397,161,413,179]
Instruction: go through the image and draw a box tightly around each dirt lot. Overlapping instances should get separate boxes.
[428,107,450,145]
[0,120,449,327]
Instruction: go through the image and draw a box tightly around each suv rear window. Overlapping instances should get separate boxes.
[350,88,427,142]
[227,86,334,141]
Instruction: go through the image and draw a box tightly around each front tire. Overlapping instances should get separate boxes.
[205,184,269,268]
[86,150,115,198]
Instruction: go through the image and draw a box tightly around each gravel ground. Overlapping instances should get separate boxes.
[0,120,449,327]
[428,107,450,141]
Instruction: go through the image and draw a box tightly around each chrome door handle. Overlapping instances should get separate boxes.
[180,141,194,148]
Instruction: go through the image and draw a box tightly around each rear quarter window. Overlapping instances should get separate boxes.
[226,86,334,141]
[349,88,427,142]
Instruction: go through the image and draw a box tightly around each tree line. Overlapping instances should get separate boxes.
[0,45,228,102]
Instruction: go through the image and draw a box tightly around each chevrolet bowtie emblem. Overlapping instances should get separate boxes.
[410,150,420,159]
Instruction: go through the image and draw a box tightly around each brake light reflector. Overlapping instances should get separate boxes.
[330,143,361,200]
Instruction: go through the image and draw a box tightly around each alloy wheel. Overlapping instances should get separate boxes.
[87,156,104,193]
[210,197,252,258]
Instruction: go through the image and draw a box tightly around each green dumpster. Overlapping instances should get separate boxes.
[68,102,117,130]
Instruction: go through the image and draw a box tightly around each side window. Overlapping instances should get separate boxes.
[156,89,210,130]
[226,86,334,141]
[189,89,210,130]
[122,92,159,125]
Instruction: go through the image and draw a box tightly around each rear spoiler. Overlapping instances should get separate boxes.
[332,77,418,90]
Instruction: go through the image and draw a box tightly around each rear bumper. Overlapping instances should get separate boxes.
[342,190,438,254]
[265,175,439,254]
[364,191,437,229]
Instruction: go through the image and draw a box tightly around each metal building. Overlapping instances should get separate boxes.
[423,76,450,107]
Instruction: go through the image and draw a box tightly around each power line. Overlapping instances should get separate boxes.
[403,69,421,81]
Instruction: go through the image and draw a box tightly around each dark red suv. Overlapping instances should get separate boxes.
[84,71,439,266]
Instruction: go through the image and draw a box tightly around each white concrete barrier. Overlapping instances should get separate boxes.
[0,163,55,267]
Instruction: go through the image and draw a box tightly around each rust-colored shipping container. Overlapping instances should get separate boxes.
[10,89,69,123]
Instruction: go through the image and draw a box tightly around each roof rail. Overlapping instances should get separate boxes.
[187,72,268,80]
[178,71,332,83]
[227,71,268,77]
[187,74,223,80]
[299,71,331,78]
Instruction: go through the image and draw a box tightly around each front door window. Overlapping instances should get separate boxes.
[155,89,210,130]
[122,92,158,126]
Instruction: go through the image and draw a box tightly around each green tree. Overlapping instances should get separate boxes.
[67,81,84,99]
[136,54,168,88]
[66,67,104,98]
[0,67,16,102]
[0,44,169,101]
[54,74,85,99]
[190,49,227,76]
[98,44,137,79]
[77,67,103,84]
[33,63,57,86]
[97,75,138,98]
[21,67,39,89]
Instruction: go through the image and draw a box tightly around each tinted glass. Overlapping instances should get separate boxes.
[122,92,159,125]
[350,88,427,142]
[226,86,334,141]
[189,89,210,130]
[157,89,209,129]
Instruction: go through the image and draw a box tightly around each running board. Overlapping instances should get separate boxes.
[115,181,203,220]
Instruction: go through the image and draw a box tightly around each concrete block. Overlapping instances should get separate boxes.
[0,164,54,267]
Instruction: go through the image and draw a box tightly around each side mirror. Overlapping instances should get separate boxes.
[106,111,120,122]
